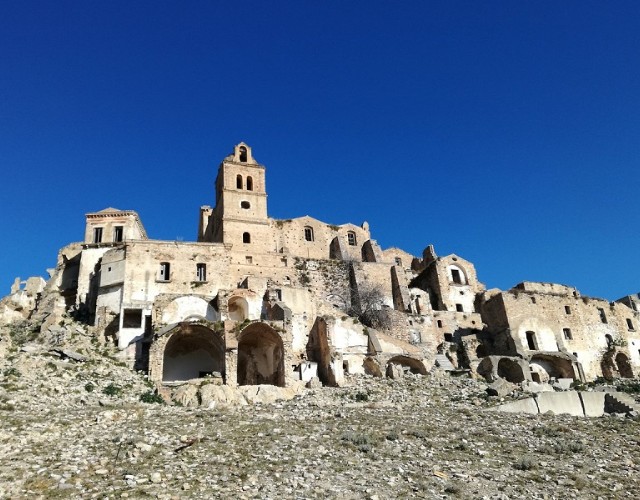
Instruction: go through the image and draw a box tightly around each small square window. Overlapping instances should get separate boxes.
[455,304,464,312]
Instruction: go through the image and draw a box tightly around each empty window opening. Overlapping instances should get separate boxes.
[236,174,243,189]
[563,328,572,340]
[605,334,614,347]
[239,146,248,162]
[444,333,453,342]
[246,176,253,191]
[241,201,251,209]
[246,256,253,264]
[564,305,571,315]
[437,320,443,328]
[304,226,314,242]
[93,227,103,244]
[123,309,143,328]
[451,269,462,284]
[395,257,402,266]
[598,308,608,323]
[347,231,357,246]
[275,289,282,300]
[525,331,537,350]
[243,232,251,244]
[158,262,171,281]
[455,303,464,312]
[196,263,206,282]
[573,352,579,358]
[531,296,536,304]
[627,318,635,331]
[113,226,123,243]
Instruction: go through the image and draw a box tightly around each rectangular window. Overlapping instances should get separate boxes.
[93,227,103,243]
[113,226,124,242]
[563,328,572,340]
[196,263,206,282]
[304,227,314,242]
[564,305,571,314]
[347,231,357,246]
[598,307,608,324]
[451,269,462,284]
[395,257,402,266]
[437,320,443,328]
[275,289,282,300]
[158,262,171,281]
[455,303,464,312]
[246,256,253,264]
[122,309,143,328]
[627,318,635,331]
[444,333,453,342]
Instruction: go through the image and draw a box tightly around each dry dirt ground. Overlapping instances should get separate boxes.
[0,334,638,499]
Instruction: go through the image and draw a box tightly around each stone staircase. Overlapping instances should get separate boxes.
[605,392,640,416]
[434,354,456,371]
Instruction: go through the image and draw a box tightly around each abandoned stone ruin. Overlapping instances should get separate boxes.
[2,142,639,398]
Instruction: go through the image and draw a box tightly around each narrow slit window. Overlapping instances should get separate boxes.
[563,328,572,340]
[525,331,537,350]
[236,174,243,189]
[196,263,206,282]
[246,176,253,191]
[565,305,571,315]
[159,262,171,281]
[598,308,608,324]
[627,318,635,331]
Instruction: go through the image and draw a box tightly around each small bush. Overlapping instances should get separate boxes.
[102,383,123,397]
[514,455,536,471]
[139,391,164,404]
[354,391,369,402]
[341,431,372,446]
[3,367,20,378]
[84,382,95,393]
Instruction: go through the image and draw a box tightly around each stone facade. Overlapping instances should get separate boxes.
[1,142,638,390]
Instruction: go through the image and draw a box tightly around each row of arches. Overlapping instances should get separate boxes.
[236,174,254,191]
[160,322,285,387]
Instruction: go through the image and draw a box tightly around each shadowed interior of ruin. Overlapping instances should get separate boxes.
[162,325,225,382]
[386,355,428,375]
[497,358,525,383]
[237,324,285,386]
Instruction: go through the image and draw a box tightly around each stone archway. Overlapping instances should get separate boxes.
[386,356,427,377]
[307,318,336,387]
[497,358,525,383]
[162,324,225,383]
[616,352,634,378]
[237,323,285,386]
[530,354,575,381]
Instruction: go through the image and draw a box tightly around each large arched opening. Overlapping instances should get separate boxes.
[162,324,225,383]
[237,323,285,386]
[530,354,575,382]
[386,356,427,376]
[228,296,249,321]
[616,352,634,378]
[497,358,525,383]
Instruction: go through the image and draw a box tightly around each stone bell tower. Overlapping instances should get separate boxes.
[198,143,270,246]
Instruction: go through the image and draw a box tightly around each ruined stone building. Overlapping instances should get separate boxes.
[1,143,639,391]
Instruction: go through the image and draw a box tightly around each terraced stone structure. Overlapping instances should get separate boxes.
[1,143,639,391]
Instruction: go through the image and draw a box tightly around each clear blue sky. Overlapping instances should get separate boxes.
[1,1,639,300]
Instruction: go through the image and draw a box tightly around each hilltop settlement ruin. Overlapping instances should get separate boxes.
[1,143,639,393]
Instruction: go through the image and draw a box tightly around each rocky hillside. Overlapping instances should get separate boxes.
[0,322,639,498]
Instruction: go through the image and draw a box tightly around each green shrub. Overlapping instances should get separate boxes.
[139,391,164,404]
[84,382,95,393]
[102,383,123,397]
